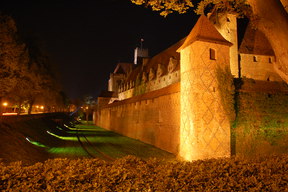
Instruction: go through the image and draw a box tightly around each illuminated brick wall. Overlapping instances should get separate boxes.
[179,41,232,161]
[95,83,180,154]
[213,14,239,78]
[240,54,282,81]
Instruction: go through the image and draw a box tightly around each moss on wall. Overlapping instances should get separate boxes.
[216,66,236,122]
[233,79,288,157]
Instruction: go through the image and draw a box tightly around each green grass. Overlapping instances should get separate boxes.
[74,123,175,160]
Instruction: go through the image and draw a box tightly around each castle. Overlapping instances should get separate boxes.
[94,14,288,161]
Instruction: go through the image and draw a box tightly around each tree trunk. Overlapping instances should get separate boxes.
[17,101,22,116]
[247,0,288,82]
[28,98,35,115]
[86,110,89,123]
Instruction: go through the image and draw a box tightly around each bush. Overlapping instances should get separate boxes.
[1,155,287,191]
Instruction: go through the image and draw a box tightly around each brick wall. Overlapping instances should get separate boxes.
[95,83,180,154]
[95,79,288,159]
[240,54,282,81]
[233,79,288,157]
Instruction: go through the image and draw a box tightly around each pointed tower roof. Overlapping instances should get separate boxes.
[177,15,232,51]
[239,23,274,56]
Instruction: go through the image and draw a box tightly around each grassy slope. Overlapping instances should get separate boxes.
[0,117,175,165]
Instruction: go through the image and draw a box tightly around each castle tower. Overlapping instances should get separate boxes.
[177,15,234,161]
[134,47,149,65]
[210,13,239,78]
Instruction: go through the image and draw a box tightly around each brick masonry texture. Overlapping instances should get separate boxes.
[95,83,180,154]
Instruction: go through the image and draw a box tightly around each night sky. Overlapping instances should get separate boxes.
[0,0,199,100]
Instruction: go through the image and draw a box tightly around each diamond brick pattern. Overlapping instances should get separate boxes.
[180,42,231,160]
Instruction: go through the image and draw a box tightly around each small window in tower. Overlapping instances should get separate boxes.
[253,56,258,62]
[227,17,230,22]
[210,48,216,60]
[269,57,272,63]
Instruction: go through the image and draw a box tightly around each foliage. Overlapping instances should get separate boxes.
[0,155,288,191]
[0,15,27,98]
[195,0,251,18]
[233,81,288,156]
[216,66,235,122]
[131,0,251,18]
[131,0,194,16]
[0,14,65,114]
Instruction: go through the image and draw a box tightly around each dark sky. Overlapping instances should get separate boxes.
[0,0,199,100]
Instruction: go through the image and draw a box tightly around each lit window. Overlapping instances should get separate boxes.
[210,48,216,60]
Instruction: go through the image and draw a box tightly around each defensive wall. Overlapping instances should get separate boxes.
[94,79,288,158]
[233,79,288,157]
[95,83,180,154]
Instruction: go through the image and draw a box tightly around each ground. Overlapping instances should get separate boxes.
[0,115,287,191]
[0,116,175,165]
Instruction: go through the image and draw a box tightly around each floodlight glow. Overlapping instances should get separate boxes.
[25,137,46,148]
[47,147,89,156]
[64,124,78,130]
[2,113,17,116]
[2,102,8,106]
[46,130,78,141]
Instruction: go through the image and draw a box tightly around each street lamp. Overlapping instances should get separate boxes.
[2,102,8,113]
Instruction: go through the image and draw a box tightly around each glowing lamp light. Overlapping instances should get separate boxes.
[40,106,44,109]
[36,105,39,108]
[2,102,8,107]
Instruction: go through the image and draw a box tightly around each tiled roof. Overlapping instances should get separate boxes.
[126,65,142,83]
[124,15,232,84]
[177,15,232,51]
[239,23,274,56]
[125,38,185,83]
[113,63,133,74]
